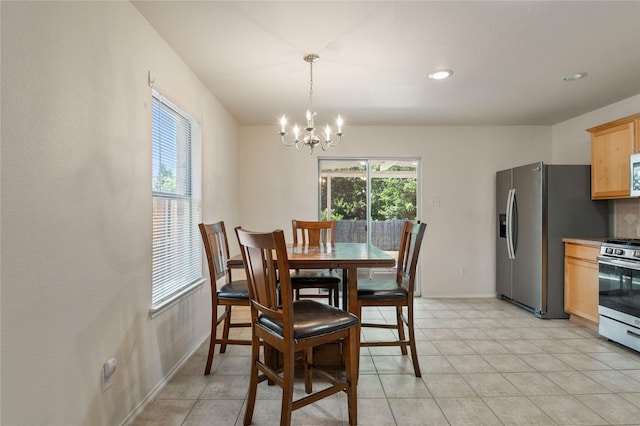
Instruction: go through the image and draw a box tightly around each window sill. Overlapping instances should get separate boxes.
[149,278,206,319]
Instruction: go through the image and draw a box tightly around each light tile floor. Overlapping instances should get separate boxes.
[132,297,640,425]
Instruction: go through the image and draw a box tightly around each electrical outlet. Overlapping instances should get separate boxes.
[459,266,469,277]
[430,196,440,206]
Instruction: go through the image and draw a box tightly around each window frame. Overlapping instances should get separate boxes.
[149,89,204,317]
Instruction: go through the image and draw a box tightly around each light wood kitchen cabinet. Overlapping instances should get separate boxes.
[563,239,601,329]
[588,113,640,199]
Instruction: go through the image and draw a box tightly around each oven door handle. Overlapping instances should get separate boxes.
[627,329,640,340]
[597,256,640,270]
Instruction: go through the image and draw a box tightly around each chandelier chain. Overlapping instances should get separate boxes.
[308,59,314,118]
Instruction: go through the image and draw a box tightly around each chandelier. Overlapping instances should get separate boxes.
[279,54,344,153]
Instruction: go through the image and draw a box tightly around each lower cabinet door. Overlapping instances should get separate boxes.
[564,256,599,323]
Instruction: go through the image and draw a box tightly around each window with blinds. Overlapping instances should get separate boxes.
[151,90,203,310]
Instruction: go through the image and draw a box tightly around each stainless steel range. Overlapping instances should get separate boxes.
[598,239,640,352]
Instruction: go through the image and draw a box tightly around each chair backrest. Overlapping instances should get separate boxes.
[235,227,294,330]
[292,220,336,245]
[199,221,234,285]
[396,221,427,293]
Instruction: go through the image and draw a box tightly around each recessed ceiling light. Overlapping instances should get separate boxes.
[428,69,453,80]
[563,72,588,81]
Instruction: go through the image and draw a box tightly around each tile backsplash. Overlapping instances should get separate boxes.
[613,199,640,238]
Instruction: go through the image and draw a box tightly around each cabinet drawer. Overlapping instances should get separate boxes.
[565,244,599,262]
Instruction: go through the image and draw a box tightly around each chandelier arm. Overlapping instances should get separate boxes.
[280,133,296,146]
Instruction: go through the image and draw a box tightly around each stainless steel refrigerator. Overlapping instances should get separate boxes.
[496,162,608,318]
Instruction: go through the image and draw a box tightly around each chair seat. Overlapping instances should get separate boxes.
[258,300,359,340]
[291,269,341,284]
[218,280,250,300]
[357,280,408,300]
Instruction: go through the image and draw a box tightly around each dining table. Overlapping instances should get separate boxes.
[228,242,396,370]
[228,242,396,313]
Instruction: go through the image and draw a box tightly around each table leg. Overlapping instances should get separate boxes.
[346,267,360,378]
[342,269,348,311]
[264,342,277,385]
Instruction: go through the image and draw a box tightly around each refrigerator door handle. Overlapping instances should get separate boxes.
[506,188,516,260]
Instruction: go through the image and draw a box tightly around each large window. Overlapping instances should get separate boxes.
[319,158,419,282]
[319,158,419,245]
[151,90,202,310]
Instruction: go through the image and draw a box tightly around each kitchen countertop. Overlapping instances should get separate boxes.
[561,237,606,247]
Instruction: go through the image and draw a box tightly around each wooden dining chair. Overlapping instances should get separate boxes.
[356,220,427,377]
[290,219,341,306]
[235,227,359,426]
[198,221,251,375]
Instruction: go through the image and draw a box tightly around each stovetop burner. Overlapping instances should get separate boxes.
[603,238,640,247]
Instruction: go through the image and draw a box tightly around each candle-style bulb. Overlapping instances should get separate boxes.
[306,110,312,127]
[280,115,287,132]
[325,125,331,140]
[336,115,343,133]
[293,124,299,139]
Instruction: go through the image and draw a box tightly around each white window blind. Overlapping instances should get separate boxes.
[151,90,202,308]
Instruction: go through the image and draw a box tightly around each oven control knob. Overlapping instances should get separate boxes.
[615,249,624,255]
[635,251,640,258]
[606,248,614,254]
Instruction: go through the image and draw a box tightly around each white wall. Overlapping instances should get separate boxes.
[552,94,640,164]
[1,2,636,424]
[239,125,552,297]
[1,2,239,425]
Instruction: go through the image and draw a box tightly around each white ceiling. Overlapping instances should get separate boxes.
[132,1,640,126]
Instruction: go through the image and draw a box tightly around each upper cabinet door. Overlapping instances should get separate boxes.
[589,114,640,200]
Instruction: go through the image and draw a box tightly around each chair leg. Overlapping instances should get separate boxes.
[406,304,421,377]
[396,305,408,355]
[333,284,339,307]
[204,310,220,375]
[344,328,358,426]
[304,348,313,394]
[220,305,232,353]
[280,348,295,426]
[243,337,261,426]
